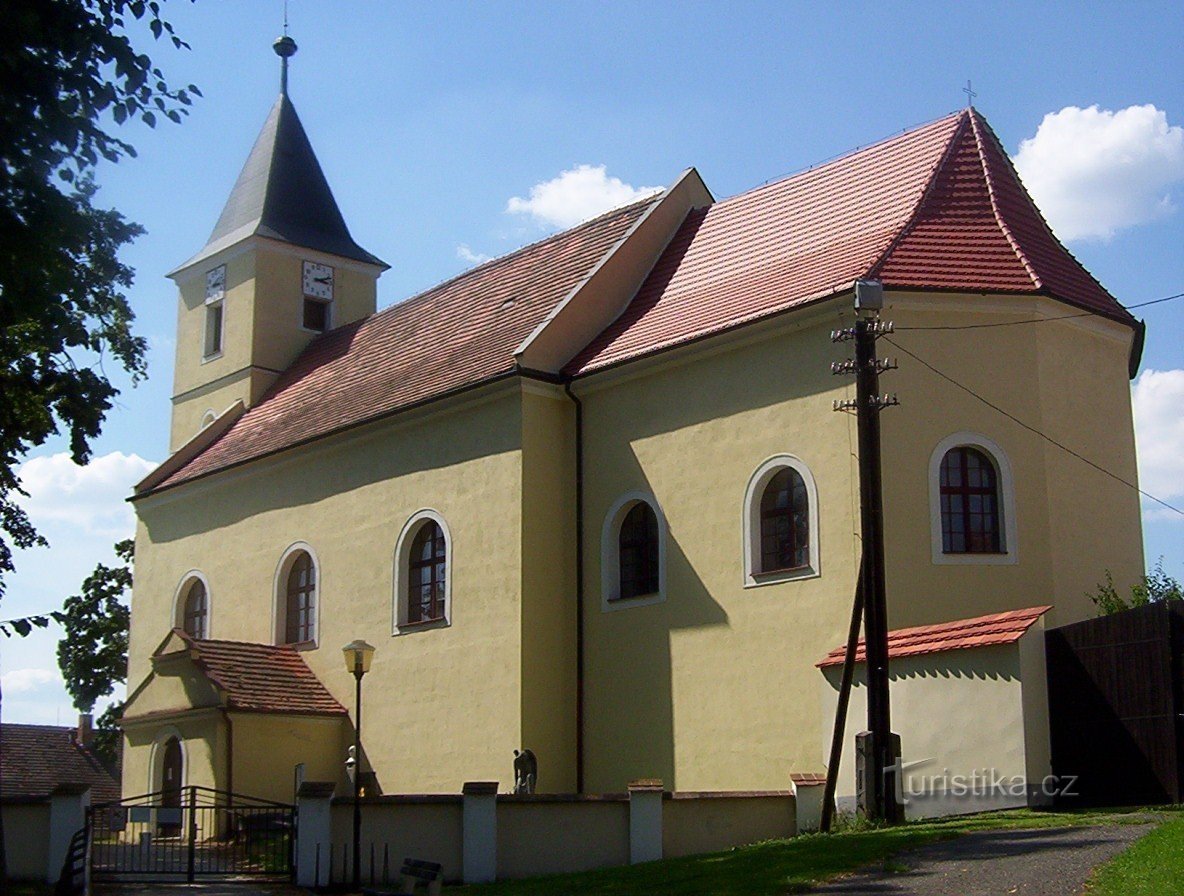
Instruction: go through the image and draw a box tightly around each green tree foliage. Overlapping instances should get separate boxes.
[1089,558,1184,615]
[0,0,197,600]
[57,538,132,763]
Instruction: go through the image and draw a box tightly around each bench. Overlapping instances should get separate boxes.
[363,858,444,896]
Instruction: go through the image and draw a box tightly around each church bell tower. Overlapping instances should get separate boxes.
[165,35,387,452]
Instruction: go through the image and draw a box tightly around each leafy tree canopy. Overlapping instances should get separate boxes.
[0,0,197,599]
[1089,558,1183,616]
[57,538,133,763]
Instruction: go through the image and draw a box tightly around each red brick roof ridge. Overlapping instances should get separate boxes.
[866,110,973,279]
[968,109,1132,323]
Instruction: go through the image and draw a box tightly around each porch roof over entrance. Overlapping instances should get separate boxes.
[124,629,348,720]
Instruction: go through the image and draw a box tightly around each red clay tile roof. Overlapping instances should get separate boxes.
[0,723,121,803]
[166,630,347,716]
[817,605,1051,667]
[568,109,1131,375]
[149,197,657,492]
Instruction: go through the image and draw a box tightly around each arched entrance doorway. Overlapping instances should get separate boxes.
[159,736,183,837]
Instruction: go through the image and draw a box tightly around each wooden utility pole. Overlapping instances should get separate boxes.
[831,280,901,823]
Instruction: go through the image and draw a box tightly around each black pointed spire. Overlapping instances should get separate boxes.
[171,39,386,274]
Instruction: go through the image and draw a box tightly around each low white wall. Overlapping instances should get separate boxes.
[2,802,51,881]
[820,640,1047,819]
[311,786,797,885]
[663,793,796,859]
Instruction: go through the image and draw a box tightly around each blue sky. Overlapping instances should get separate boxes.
[3,1,1182,724]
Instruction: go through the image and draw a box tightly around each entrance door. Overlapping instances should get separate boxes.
[159,737,183,836]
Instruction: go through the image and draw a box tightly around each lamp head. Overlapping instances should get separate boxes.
[342,639,376,675]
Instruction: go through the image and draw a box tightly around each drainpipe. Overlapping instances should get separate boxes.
[221,707,235,797]
[564,381,586,793]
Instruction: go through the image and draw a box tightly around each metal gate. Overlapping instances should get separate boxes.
[88,786,295,882]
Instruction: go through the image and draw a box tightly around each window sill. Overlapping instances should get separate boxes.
[282,639,318,651]
[603,591,665,612]
[200,351,223,365]
[745,565,819,588]
[931,550,1016,566]
[393,617,449,636]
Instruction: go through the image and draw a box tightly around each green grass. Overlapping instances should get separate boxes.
[449,808,1171,895]
[1087,813,1184,895]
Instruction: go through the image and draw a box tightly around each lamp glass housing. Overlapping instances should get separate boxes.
[342,639,375,675]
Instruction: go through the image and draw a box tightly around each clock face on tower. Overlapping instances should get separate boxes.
[205,265,226,302]
[302,261,334,300]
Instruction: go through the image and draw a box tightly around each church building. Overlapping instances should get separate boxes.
[120,41,1145,810]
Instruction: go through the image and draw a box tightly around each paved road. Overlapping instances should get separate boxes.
[810,824,1150,896]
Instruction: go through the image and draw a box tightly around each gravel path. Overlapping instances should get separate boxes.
[809,824,1151,896]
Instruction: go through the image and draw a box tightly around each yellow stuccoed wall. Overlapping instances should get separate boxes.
[169,241,379,451]
[576,291,1142,792]
[577,304,861,793]
[128,385,527,797]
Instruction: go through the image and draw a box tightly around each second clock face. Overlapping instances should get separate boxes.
[302,261,334,300]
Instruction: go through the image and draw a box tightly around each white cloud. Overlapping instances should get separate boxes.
[1013,104,1184,241]
[1,667,58,694]
[17,451,157,538]
[1132,369,1184,519]
[506,164,662,230]
[456,244,492,266]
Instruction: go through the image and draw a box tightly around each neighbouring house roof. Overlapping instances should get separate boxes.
[817,605,1052,667]
[568,109,1130,375]
[171,93,386,274]
[154,629,347,717]
[146,197,658,493]
[0,723,121,804]
[142,108,1134,496]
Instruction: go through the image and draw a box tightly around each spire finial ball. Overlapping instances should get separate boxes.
[273,35,298,59]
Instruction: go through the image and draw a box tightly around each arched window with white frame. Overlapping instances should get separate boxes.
[743,455,820,587]
[601,492,666,610]
[173,572,211,639]
[928,433,1017,565]
[393,510,452,634]
[274,544,320,646]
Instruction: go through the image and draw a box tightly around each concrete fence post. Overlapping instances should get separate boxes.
[628,779,664,865]
[295,781,336,888]
[790,774,826,833]
[47,783,90,883]
[462,781,498,884]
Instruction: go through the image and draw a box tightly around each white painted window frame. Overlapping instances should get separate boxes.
[172,570,212,639]
[272,542,322,647]
[928,432,1018,565]
[601,491,667,611]
[742,454,821,588]
[202,293,225,361]
[392,509,453,635]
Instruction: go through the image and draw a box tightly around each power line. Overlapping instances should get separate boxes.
[895,291,1184,332]
[883,336,1184,518]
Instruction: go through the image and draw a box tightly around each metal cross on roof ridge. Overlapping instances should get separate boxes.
[963,80,978,108]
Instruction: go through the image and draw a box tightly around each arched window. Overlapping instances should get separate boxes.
[743,455,820,586]
[284,551,317,644]
[393,511,453,634]
[408,521,447,625]
[601,493,666,609]
[939,447,1002,553]
[618,502,659,600]
[928,433,1017,565]
[182,579,208,639]
[759,468,810,573]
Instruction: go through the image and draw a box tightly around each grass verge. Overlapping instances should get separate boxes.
[449,807,1169,895]
[1087,813,1184,895]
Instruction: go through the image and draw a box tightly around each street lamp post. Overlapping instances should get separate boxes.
[342,639,375,890]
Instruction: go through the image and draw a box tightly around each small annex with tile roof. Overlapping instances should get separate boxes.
[122,41,1145,817]
[0,721,121,804]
